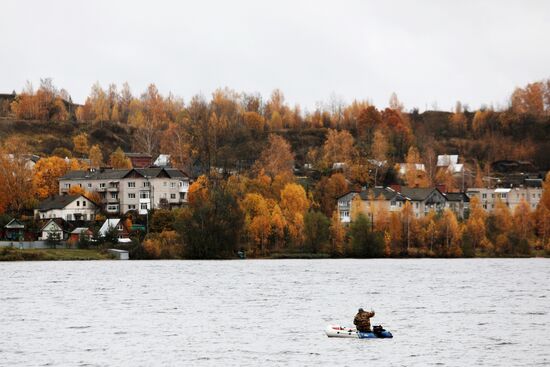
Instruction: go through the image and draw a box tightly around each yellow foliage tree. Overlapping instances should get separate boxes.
[464,196,487,252]
[89,145,103,168]
[329,211,346,256]
[33,156,71,199]
[72,133,89,157]
[280,183,310,245]
[109,147,132,169]
[253,134,294,178]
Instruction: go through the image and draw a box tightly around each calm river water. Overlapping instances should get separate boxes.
[1,259,548,366]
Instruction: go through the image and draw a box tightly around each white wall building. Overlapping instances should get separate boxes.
[466,185,543,212]
[35,194,99,221]
[59,168,190,215]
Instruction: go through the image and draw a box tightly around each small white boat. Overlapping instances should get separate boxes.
[325,325,393,339]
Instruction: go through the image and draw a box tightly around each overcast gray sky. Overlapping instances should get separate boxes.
[1,0,549,111]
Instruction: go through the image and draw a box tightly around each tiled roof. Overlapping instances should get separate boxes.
[37,195,89,211]
[359,187,401,201]
[61,168,188,181]
[444,192,469,202]
[399,187,438,201]
[5,219,25,229]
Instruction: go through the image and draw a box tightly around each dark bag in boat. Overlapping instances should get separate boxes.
[373,325,385,335]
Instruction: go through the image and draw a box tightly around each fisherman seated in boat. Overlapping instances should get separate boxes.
[354,308,375,333]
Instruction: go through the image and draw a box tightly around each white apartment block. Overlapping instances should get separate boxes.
[59,168,190,215]
[466,185,542,212]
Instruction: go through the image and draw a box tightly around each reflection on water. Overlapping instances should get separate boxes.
[1,259,548,366]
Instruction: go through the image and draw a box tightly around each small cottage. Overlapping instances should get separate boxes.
[4,219,25,241]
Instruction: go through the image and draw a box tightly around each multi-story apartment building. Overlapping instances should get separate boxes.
[59,167,190,215]
[466,183,542,212]
[337,186,469,224]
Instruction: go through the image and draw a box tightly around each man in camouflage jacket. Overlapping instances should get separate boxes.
[354,308,375,332]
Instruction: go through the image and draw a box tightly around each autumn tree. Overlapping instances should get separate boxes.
[511,198,534,254]
[438,209,462,256]
[463,196,487,254]
[72,133,89,157]
[280,183,310,246]
[160,122,192,171]
[357,106,382,144]
[314,173,348,217]
[109,147,132,169]
[33,156,71,199]
[490,199,513,255]
[88,145,104,168]
[329,211,346,256]
[0,149,35,213]
[535,172,550,249]
[321,129,356,169]
[253,134,294,179]
[241,193,271,255]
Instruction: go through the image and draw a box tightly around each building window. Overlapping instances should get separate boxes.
[107,205,118,212]
[111,193,118,199]
[143,181,150,187]
[501,193,507,199]
[491,194,495,198]
[76,201,80,207]
[342,210,349,217]
[64,183,71,189]
[171,182,176,188]
[67,214,73,221]
[482,193,487,199]
[390,201,396,207]
[128,204,136,210]
[128,182,136,188]
[88,183,92,188]
[128,193,136,199]
[83,201,86,207]
[171,193,176,199]
[140,192,150,199]
[140,203,148,210]
[483,204,487,209]
[415,202,419,208]
[100,183,106,188]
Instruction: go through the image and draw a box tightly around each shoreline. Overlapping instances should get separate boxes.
[1,247,548,261]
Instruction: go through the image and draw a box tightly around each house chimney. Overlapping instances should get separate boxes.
[436,184,447,193]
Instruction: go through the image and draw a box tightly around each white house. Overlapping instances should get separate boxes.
[38,219,65,241]
[35,194,98,221]
[99,219,130,242]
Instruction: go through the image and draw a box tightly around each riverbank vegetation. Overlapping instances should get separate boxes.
[0,247,114,261]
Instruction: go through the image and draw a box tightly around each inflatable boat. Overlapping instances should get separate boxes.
[325,325,393,339]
